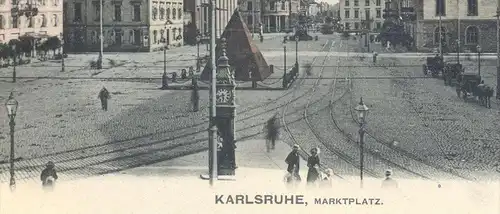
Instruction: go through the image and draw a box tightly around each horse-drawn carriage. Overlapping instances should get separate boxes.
[455,73,493,108]
[442,62,463,86]
[423,56,444,77]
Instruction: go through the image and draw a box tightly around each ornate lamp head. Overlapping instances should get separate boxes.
[354,97,369,123]
[5,92,19,118]
[216,38,234,85]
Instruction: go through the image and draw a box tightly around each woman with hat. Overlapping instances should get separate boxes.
[306,147,321,185]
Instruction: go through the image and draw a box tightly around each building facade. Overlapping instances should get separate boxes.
[64,0,184,52]
[238,0,300,33]
[0,0,63,43]
[339,0,386,31]
[183,0,237,39]
[417,0,497,53]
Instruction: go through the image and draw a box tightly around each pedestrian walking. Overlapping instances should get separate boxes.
[381,169,398,189]
[98,87,111,111]
[306,148,321,185]
[265,114,280,151]
[41,161,58,190]
[285,144,301,182]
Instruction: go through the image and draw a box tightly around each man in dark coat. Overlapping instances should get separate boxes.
[41,161,58,189]
[285,144,301,182]
[98,87,111,111]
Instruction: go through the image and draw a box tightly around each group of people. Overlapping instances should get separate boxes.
[263,114,399,189]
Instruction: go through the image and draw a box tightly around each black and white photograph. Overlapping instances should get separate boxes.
[0,0,499,213]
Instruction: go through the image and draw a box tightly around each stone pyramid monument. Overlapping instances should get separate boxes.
[200,9,272,81]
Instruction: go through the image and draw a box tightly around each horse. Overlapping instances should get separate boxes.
[476,85,494,108]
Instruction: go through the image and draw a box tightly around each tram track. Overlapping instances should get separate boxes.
[356,57,476,181]
[0,40,336,183]
[280,39,351,180]
[0,39,333,166]
[302,41,378,179]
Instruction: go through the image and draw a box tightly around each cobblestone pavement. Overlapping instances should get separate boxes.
[0,35,331,183]
[348,45,500,181]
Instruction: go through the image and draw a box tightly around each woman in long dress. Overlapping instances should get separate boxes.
[306,148,320,185]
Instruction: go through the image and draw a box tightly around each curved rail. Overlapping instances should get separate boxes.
[280,39,346,180]
[302,41,378,178]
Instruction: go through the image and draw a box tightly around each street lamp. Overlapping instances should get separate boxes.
[295,36,299,66]
[354,97,369,188]
[5,92,19,191]
[283,38,287,72]
[161,37,167,74]
[477,45,482,76]
[61,33,65,72]
[196,34,201,73]
[283,38,288,88]
[11,44,17,83]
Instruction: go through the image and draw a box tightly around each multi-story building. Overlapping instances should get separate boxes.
[339,0,386,31]
[183,0,237,39]
[64,0,184,52]
[417,0,496,52]
[0,0,63,44]
[238,0,300,33]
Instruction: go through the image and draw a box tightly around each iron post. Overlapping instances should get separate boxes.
[497,4,500,99]
[457,0,460,64]
[359,123,365,188]
[439,15,442,57]
[163,39,167,74]
[295,36,298,65]
[477,45,481,76]
[209,0,218,186]
[5,92,18,191]
[196,35,201,73]
[12,45,16,83]
[99,0,104,69]
[61,33,65,72]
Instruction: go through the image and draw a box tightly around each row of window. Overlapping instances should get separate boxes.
[433,26,479,44]
[0,14,59,29]
[344,21,382,30]
[345,0,382,7]
[152,7,183,21]
[152,28,181,44]
[344,9,381,19]
[435,0,478,16]
[73,2,142,22]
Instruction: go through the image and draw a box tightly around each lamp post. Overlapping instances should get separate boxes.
[196,34,201,73]
[354,97,369,189]
[438,15,443,57]
[5,92,19,191]
[61,33,65,72]
[295,35,298,66]
[11,44,16,83]
[98,0,104,69]
[496,4,500,100]
[283,38,287,72]
[161,37,167,74]
[477,45,482,76]
[456,39,460,64]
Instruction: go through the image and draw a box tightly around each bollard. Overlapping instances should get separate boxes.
[269,64,274,74]
[373,52,378,63]
[161,71,168,89]
[283,70,287,88]
[181,69,187,79]
[172,72,177,82]
[315,35,318,41]
[252,80,257,88]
